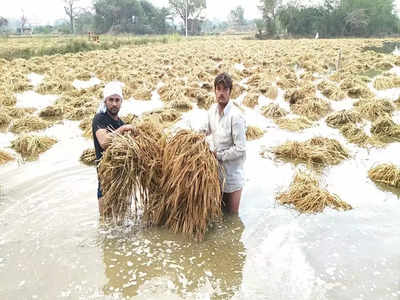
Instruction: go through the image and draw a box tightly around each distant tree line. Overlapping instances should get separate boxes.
[258,0,400,38]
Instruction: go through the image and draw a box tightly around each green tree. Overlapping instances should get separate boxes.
[168,0,206,35]
[258,0,283,36]
[229,6,246,28]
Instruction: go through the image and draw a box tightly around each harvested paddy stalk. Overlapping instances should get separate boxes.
[317,81,345,100]
[79,117,94,138]
[277,170,352,213]
[373,76,395,90]
[147,130,222,241]
[98,120,165,222]
[168,98,193,112]
[326,110,362,128]
[11,134,57,160]
[39,105,64,118]
[290,97,331,121]
[80,148,96,166]
[0,111,11,127]
[36,79,73,94]
[159,84,185,102]
[262,103,288,119]
[0,90,17,106]
[231,83,246,99]
[246,126,264,140]
[10,115,50,133]
[368,164,400,188]
[0,149,14,165]
[275,117,313,131]
[340,124,369,146]
[370,116,400,142]
[243,93,259,108]
[272,137,349,167]
[339,78,373,98]
[265,86,278,99]
[353,98,394,121]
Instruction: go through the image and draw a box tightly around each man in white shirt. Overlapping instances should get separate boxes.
[207,73,246,214]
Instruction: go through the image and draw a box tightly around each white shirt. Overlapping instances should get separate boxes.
[207,101,246,193]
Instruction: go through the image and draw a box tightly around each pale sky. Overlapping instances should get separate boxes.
[1,0,399,26]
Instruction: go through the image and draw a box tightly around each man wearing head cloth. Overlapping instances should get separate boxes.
[92,81,133,217]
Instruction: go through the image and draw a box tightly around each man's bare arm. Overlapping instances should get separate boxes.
[95,125,134,150]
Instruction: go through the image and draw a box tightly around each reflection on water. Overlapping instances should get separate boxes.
[101,215,246,299]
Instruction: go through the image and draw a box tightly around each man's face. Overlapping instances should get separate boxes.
[215,83,230,106]
[105,94,122,116]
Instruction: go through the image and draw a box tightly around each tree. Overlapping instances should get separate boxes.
[258,0,283,36]
[64,0,80,34]
[344,9,369,36]
[229,6,246,28]
[0,17,8,28]
[168,0,206,35]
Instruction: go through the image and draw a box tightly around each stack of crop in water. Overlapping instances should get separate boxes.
[147,130,222,241]
[272,137,349,167]
[0,149,14,165]
[290,97,331,121]
[11,134,57,160]
[246,126,264,140]
[326,110,362,128]
[10,115,51,133]
[277,170,352,213]
[370,116,400,142]
[262,103,288,119]
[275,116,313,131]
[353,98,394,121]
[80,148,96,166]
[368,164,400,188]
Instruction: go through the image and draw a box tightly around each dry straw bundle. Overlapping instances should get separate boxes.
[243,93,259,108]
[39,105,64,118]
[80,148,96,166]
[326,110,362,128]
[339,78,373,98]
[11,134,57,160]
[10,115,51,133]
[36,79,73,94]
[368,164,400,188]
[277,171,352,213]
[370,116,400,142]
[168,98,193,112]
[340,124,369,146]
[159,84,185,102]
[230,83,246,99]
[0,111,11,127]
[373,76,395,90]
[273,137,349,167]
[246,126,264,140]
[98,120,165,222]
[79,117,94,138]
[0,149,14,165]
[290,97,331,121]
[353,98,394,121]
[275,116,313,131]
[147,130,222,241]
[0,90,17,106]
[317,81,345,100]
[262,103,288,119]
[264,86,279,99]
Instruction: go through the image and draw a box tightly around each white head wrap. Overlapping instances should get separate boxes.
[97,81,125,113]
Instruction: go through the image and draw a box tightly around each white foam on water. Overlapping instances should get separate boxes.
[27,73,44,87]
[119,91,165,117]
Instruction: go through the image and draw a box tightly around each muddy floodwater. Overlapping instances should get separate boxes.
[1,72,400,299]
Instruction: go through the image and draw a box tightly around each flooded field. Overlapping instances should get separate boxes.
[1,37,400,299]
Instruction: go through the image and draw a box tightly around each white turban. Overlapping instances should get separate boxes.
[97,81,125,113]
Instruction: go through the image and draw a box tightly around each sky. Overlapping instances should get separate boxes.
[1,0,400,26]
[1,0,262,25]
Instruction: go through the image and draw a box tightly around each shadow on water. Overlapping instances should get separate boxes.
[100,215,246,299]
[361,41,400,54]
